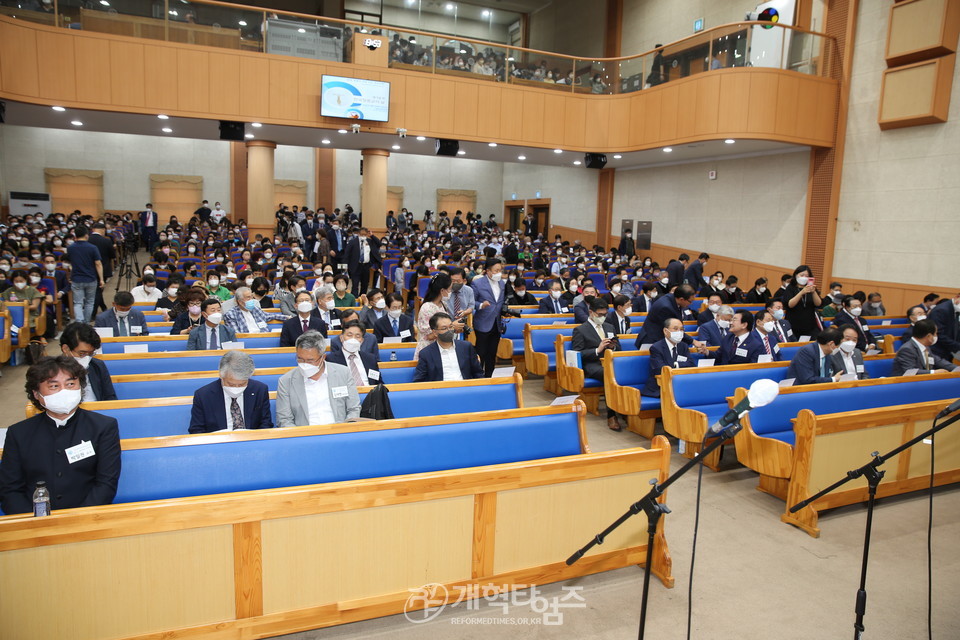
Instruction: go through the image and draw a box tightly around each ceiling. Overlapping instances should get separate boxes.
[0,99,809,171]
[353,0,547,26]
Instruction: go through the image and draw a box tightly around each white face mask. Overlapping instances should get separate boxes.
[208,279,219,288]
[336,282,347,291]
[167,287,179,297]
[762,321,776,334]
[491,272,503,282]
[14,281,26,290]
[931,335,939,346]
[773,309,785,320]
[590,315,605,327]
[245,278,254,286]
[796,275,809,286]
[115,309,129,318]
[914,315,926,323]
[297,301,313,314]
[298,362,321,377]
[707,304,720,313]
[324,299,336,311]
[387,309,402,319]
[144,285,155,293]
[374,298,386,309]
[717,319,731,329]
[849,307,862,317]
[611,285,621,294]
[620,308,631,318]
[41,387,83,415]
[839,340,856,354]
[29,275,41,285]
[342,338,362,354]
[74,355,92,369]
[660,277,669,285]
[726,286,736,293]
[222,385,246,398]
[45,264,57,272]
[758,287,767,293]
[550,290,563,300]
[508,275,516,282]
[263,253,273,260]
[669,330,684,344]
[206,312,223,325]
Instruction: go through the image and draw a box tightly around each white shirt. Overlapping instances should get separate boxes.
[360,239,369,263]
[438,343,463,381]
[488,277,502,299]
[240,309,261,333]
[304,369,335,425]
[223,390,245,430]
[911,338,931,369]
[839,351,857,375]
[131,285,162,303]
[211,208,227,222]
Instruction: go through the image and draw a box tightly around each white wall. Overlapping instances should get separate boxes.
[378,7,510,44]
[833,0,960,288]
[621,0,752,57]
[501,163,600,231]
[275,144,316,208]
[0,125,231,211]
[612,150,809,267]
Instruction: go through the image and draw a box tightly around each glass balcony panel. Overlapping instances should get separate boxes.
[507,50,576,91]
[267,10,346,61]
[384,29,435,71]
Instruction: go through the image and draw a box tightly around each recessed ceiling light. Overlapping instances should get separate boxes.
[161,127,172,133]
[238,20,247,26]
[321,139,331,144]
[99,0,109,5]
[298,28,306,33]
[553,149,563,154]
[488,142,497,147]
[482,10,490,17]
[518,155,526,160]
[391,144,401,150]
[457,150,466,155]
[70,120,83,126]
[446,3,454,10]
[245,133,254,139]
[663,147,673,153]
[724,139,736,144]
[338,129,348,134]
[459,49,466,54]
[251,122,262,128]
[573,160,582,165]
[613,154,622,159]
[157,114,168,119]
[51,106,65,112]
[416,136,426,141]
[168,10,177,16]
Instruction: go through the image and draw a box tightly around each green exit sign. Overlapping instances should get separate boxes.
[694,18,704,32]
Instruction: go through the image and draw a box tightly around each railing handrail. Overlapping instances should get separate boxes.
[37,0,836,65]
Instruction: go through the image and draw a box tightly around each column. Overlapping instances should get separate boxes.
[360,148,389,232]
[245,140,276,239]
[596,168,615,249]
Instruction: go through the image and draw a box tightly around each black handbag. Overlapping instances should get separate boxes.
[359,382,394,420]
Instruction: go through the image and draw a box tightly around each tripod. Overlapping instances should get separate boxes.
[115,239,141,293]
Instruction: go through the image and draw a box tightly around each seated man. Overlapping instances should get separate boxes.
[94,290,148,337]
[832,296,878,352]
[329,309,380,361]
[0,356,121,514]
[697,304,733,347]
[830,324,870,380]
[572,284,599,324]
[538,280,571,314]
[312,284,342,331]
[276,330,361,427]
[753,309,783,362]
[280,290,328,347]
[766,298,793,343]
[224,286,285,334]
[605,294,633,335]
[717,310,763,365]
[642,318,696,398]
[572,298,622,430]
[186,298,236,350]
[413,312,483,382]
[130,274,162,304]
[863,292,886,317]
[891,319,958,376]
[785,328,844,385]
[60,321,117,401]
[697,294,724,325]
[374,292,415,343]
[631,281,659,313]
[188,350,274,433]
[358,288,387,330]
[326,320,381,386]
[900,305,928,344]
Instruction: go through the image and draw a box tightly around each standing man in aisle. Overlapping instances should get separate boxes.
[344,227,381,297]
[88,222,115,316]
[139,203,159,252]
[66,225,104,323]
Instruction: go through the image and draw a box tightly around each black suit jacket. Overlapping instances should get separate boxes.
[413,340,483,382]
[88,233,116,279]
[280,314,328,347]
[571,320,620,380]
[928,299,960,360]
[643,339,695,397]
[374,313,415,342]
[326,349,381,385]
[832,310,877,351]
[538,296,570,314]
[188,379,274,433]
[86,358,117,401]
[605,310,631,335]
[635,294,692,348]
[0,409,121,514]
[665,260,685,288]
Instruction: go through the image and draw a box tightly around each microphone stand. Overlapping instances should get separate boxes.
[790,409,960,639]
[566,419,743,640]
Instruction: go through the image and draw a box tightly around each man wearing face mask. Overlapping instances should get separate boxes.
[765,299,793,343]
[94,291,147,337]
[618,229,636,259]
[697,304,734,347]
[276,331,361,427]
[130,274,162,304]
[281,291,328,346]
[926,293,960,363]
[472,259,509,377]
[413,313,483,382]
[863,293,886,317]
[643,318,697,398]
[899,305,929,344]
[60,322,117,402]
[697,294,725,326]
[572,298,623,430]
[139,203,159,252]
[785,328,845,385]
[0,356,121,515]
[682,252,709,288]
[186,298,236,350]
[892,319,959,376]
[374,293,415,342]
[326,320,381,386]
[188,351,273,433]
[631,282,659,313]
[358,288,388,329]
[830,324,869,380]
[329,310,380,361]
[312,284,342,331]
[345,227,382,297]
[832,296,878,352]
[224,287,286,335]
[634,284,708,353]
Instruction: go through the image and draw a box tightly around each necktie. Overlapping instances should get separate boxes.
[821,356,828,377]
[348,354,365,387]
[117,318,127,337]
[776,323,786,342]
[453,291,462,315]
[763,335,771,355]
[923,348,930,370]
[230,396,244,430]
[302,318,309,333]
[555,299,561,313]
[210,327,219,350]
[392,319,399,336]
[671,346,678,366]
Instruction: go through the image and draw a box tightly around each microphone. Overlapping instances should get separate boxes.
[708,378,780,435]
[937,398,960,419]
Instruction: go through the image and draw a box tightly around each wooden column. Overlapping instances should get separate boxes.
[604,0,623,58]
[596,168,615,249]
[230,141,248,224]
[315,148,336,213]
[360,148,389,233]
[245,140,276,239]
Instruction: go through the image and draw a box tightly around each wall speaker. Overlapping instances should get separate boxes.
[219,120,245,141]
[435,138,460,156]
[584,153,607,169]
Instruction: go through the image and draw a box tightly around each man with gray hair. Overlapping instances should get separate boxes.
[312,283,342,331]
[697,304,734,347]
[276,330,360,427]
[223,286,286,334]
[188,350,274,433]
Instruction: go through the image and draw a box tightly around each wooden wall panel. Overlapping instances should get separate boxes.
[35,31,76,102]
[109,41,145,108]
[267,59,300,121]
[143,44,179,111]
[476,84,502,140]
[429,78,457,135]
[238,56,270,119]
[675,82,697,139]
[177,49,210,114]
[0,21,38,97]
[694,74,721,136]
[641,91,662,145]
[607,97,632,148]
[541,93,566,146]
[499,88,524,142]
[584,99,611,150]
[521,91,545,143]
[384,73,405,129]
[562,97,586,148]
[717,73,751,132]
[658,85,679,141]
[775,74,801,138]
[747,72,781,135]
[402,75,433,134]
[209,52,241,117]
[454,83,479,138]
[74,37,111,105]
[815,81,839,141]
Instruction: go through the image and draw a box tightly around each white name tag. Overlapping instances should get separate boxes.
[798,335,811,343]
[735,348,748,357]
[560,307,569,313]
[65,440,95,464]
[856,364,865,373]
[773,343,780,353]
[331,319,341,327]
[677,355,687,362]
[331,385,349,398]
[881,320,892,326]
[368,369,380,381]
[131,325,142,334]
[399,329,411,338]
[606,332,615,339]
[787,330,794,338]
[257,322,268,330]
[757,354,773,363]
[383,336,402,344]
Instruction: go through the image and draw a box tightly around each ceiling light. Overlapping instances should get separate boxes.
[488,142,497,147]
[100,0,109,6]
[161,127,172,133]
[245,133,254,139]
[338,129,348,134]
[251,122,262,128]
[321,139,331,144]
[238,20,247,26]
[507,57,515,62]
[518,155,526,160]
[573,160,582,165]
[613,154,622,159]
[482,10,490,17]
[724,139,736,144]
[51,106,66,112]
[298,28,306,33]
[70,120,83,126]
[392,144,401,150]
[663,147,673,153]
[553,149,563,154]
[168,10,178,16]
[446,3,454,10]
[457,150,466,155]
[416,136,426,141]
[157,114,169,119]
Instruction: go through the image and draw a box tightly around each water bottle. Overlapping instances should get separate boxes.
[390,350,397,361]
[33,481,51,517]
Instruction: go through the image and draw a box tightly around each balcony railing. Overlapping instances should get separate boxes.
[0,0,838,93]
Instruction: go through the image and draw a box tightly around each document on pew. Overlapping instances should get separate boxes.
[95,327,114,338]
[866,349,881,356]
[123,344,149,354]
[757,355,774,363]
[903,369,919,377]
[492,367,515,378]
[383,336,402,344]
[639,343,653,351]
[222,341,245,350]
[838,373,859,382]
[565,350,582,368]
[881,320,892,325]
[697,358,715,368]
[779,378,796,388]
[798,335,811,343]
[551,395,578,406]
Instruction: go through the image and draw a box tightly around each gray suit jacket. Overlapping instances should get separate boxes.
[186,323,236,350]
[830,348,869,380]
[276,362,361,427]
[892,339,957,376]
[444,285,475,317]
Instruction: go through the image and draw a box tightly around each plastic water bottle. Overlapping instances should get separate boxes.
[390,351,397,361]
[33,481,51,517]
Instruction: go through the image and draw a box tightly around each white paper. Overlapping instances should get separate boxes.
[757,354,774,363]
[560,307,569,313]
[838,373,858,382]
[130,325,142,335]
[331,385,349,398]
[383,336,402,344]
[678,439,687,454]
[399,329,412,338]
[551,395,578,406]
[697,358,715,368]
[903,368,919,377]
[222,341,245,350]
[368,369,381,381]
[564,350,582,368]
[779,378,796,387]
[123,344,148,354]
[10,325,18,335]
[492,367,515,378]
[881,320,892,326]
[95,327,114,338]
[865,349,881,356]
[773,343,780,353]
[798,335,811,343]
[639,343,654,351]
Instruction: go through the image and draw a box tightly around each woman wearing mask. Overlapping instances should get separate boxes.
[332,274,356,308]
[60,322,117,401]
[204,271,231,301]
[698,272,725,298]
[155,275,185,320]
[744,277,771,304]
[504,268,524,300]
[170,289,208,335]
[251,277,275,308]
[2,269,45,338]
[472,259,508,377]
[28,266,58,340]
[780,265,823,340]
[415,271,453,358]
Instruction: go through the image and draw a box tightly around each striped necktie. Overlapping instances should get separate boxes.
[348,354,366,387]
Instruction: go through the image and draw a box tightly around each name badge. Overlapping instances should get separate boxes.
[257,322,268,330]
[856,364,865,373]
[561,307,569,313]
[331,319,341,328]
[606,332,615,339]
[677,355,687,363]
[787,330,794,338]
[331,386,349,398]
[131,325,142,334]
[735,348,748,357]
[65,440,96,464]
[368,369,380,381]
[773,343,780,353]
[400,329,411,338]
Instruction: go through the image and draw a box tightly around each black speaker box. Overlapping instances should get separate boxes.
[435,138,460,156]
[584,153,607,169]
[219,120,245,141]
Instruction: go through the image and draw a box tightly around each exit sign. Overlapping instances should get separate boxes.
[694,18,704,32]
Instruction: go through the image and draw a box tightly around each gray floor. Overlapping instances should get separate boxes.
[1,335,957,639]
